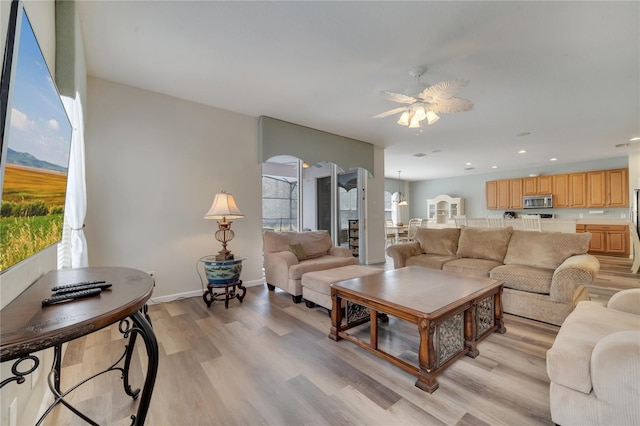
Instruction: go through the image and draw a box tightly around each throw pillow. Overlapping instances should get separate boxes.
[456,226,513,262]
[289,243,308,261]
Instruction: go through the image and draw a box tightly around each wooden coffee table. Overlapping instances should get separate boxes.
[329,266,505,393]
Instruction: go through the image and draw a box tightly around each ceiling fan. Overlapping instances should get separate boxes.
[374,66,473,128]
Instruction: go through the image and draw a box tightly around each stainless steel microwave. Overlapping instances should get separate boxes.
[523,194,553,209]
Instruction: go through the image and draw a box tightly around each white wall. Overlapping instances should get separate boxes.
[84,77,264,301]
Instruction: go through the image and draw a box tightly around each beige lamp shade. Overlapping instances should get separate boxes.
[204,192,244,220]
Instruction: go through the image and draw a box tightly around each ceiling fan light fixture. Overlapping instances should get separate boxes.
[409,114,421,128]
[426,110,440,125]
[413,106,427,122]
[397,111,410,126]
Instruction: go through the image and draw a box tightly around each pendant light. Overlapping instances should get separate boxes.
[393,170,408,206]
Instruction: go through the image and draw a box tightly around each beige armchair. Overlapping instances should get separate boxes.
[546,288,640,425]
[263,230,358,303]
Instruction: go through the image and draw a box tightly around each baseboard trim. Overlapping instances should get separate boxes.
[148,278,264,304]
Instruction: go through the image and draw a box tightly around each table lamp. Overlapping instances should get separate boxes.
[204,191,244,260]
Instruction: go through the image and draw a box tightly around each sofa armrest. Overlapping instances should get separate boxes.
[264,251,298,287]
[550,254,600,303]
[591,330,640,424]
[385,242,421,269]
[607,288,640,315]
[328,246,353,258]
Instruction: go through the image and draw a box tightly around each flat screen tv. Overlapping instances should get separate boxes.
[0,0,73,273]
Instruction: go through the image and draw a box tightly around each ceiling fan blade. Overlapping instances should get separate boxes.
[430,97,474,114]
[373,107,407,118]
[419,79,469,102]
[380,90,416,104]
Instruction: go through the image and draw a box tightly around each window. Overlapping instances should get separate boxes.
[262,156,299,232]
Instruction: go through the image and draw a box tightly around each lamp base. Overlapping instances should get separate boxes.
[215,252,235,261]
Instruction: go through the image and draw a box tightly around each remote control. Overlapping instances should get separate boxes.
[51,280,106,291]
[42,288,102,306]
[54,282,112,294]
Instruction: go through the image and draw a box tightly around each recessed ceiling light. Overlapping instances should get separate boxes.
[550,157,558,161]
[518,150,527,154]
[465,162,472,166]
[492,165,498,169]
[630,137,640,141]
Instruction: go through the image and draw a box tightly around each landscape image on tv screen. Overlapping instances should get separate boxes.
[0,7,73,272]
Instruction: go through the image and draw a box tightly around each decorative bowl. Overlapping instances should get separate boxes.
[204,258,243,285]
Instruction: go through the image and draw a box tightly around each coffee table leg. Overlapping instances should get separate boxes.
[329,288,343,341]
[494,289,506,334]
[415,318,439,393]
[370,309,378,349]
[464,307,480,358]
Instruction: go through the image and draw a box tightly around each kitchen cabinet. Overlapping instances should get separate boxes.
[497,179,510,209]
[576,224,629,256]
[523,176,552,195]
[587,168,628,207]
[552,174,569,208]
[486,181,497,210]
[486,178,522,209]
[605,168,628,207]
[537,176,552,194]
[509,179,523,209]
[568,173,587,208]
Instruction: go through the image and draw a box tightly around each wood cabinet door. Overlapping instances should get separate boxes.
[523,177,537,195]
[606,230,628,254]
[588,229,606,252]
[587,171,606,207]
[607,168,629,207]
[486,181,497,209]
[509,179,523,209]
[497,180,510,209]
[537,176,552,194]
[553,174,569,207]
[569,173,587,208]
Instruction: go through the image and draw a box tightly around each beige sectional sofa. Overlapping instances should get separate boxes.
[263,230,358,303]
[386,226,600,325]
[546,289,640,425]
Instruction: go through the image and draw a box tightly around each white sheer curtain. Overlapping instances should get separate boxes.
[58,92,88,268]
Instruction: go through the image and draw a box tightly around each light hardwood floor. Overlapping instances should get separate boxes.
[43,255,638,425]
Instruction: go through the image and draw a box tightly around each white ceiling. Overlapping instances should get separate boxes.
[77,1,639,181]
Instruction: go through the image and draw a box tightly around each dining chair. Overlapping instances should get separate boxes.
[404,218,422,242]
[486,214,505,228]
[522,214,542,232]
[453,215,467,228]
[384,220,396,247]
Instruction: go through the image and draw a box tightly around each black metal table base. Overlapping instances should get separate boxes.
[14,308,160,426]
[202,280,246,308]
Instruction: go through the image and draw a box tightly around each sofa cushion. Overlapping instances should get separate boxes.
[301,265,384,294]
[414,228,460,256]
[406,254,457,270]
[504,230,591,269]
[263,230,332,258]
[456,226,513,262]
[442,258,503,277]
[490,264,553,294]
[288,255,358,280]
[546,301,640,394]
